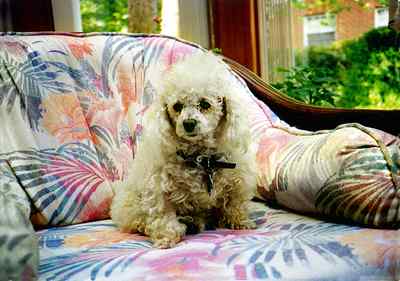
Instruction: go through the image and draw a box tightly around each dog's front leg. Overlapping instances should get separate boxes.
[215,173,256,230]
[144,174,187,248]
[220,201,255,230]
[145,212,186,248]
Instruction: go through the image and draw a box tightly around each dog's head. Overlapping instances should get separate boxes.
[150,51,250,152]
[164,91,225,142]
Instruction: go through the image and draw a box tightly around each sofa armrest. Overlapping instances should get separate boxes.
[224,56,400,136]
[0,160,38,281]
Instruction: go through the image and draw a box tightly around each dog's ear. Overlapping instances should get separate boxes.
[164,104,175,128]
[218,95,250,153]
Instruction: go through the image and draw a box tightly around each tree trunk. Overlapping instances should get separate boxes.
[389,0,400,32]
[127,0,156,33]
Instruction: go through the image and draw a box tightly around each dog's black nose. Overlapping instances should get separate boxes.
[183,119,197,133]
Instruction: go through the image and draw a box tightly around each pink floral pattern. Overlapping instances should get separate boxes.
[162,40,197,67]
[84,92,125,142]
[67,39,94,59]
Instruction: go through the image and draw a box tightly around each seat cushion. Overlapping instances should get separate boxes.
[37,202,399,281]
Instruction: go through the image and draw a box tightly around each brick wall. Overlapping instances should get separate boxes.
[336,0,375,41]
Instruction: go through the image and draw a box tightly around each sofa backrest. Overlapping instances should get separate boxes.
[0,33,280,227]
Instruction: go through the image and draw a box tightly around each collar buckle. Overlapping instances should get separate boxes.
[176,150,237,193]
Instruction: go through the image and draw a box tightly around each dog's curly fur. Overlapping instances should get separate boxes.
[111,52,257,248]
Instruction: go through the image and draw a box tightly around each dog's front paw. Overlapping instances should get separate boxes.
[219,207,257,230]
[232,220,256,230]
[153,237,180,249]
[150,219,186,249]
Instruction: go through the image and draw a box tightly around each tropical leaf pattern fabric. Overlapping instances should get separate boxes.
[37,202,399,281]
[0,160,38,281]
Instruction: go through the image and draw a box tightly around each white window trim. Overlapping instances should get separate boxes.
[303,14,336,47]
[374,7,389,28]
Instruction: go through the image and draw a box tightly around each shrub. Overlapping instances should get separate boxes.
[273,66,338,107]
[274,45,343,107]
[363,27,398,52]
[274,27,400,109]
[338,48,400,109]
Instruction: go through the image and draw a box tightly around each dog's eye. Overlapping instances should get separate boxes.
[199,99,211,110]
[173,102,183,112]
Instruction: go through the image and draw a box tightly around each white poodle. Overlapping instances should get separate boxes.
[111,52,257,248]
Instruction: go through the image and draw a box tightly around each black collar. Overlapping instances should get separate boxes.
[176,150,236,193]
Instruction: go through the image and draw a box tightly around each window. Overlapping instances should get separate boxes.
[307,32,335,46]
[374,7,389,28]
[304,14,336,47]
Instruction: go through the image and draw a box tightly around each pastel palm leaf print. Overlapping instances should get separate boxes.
[38,221,115,249]
[272,134,329,192]
[213,222,358,279]
[0,50,76,130]
[4,142,107,225]
[46,60,101,95]
[40,241,151,281]
[143,37,171,69]
[101,36,144,97]
[316,145,400,227]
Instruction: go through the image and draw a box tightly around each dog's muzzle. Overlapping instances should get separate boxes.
[182,119,198,133]
[176,150,236,193]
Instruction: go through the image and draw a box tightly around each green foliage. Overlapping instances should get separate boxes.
[275,45,344,107]
[155,0,163,33]
[80,0,163,33]
[274,27,400,109]
[291,0,388,14]
[210,48,222,54]
[80,0,129,32]
[273,66,338,107]
[337,46,400,109]
[363,27,398,52]
[292,0,349,14]
[337,27,400,109]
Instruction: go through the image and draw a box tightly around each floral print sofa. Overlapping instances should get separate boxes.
[0,32,399,281]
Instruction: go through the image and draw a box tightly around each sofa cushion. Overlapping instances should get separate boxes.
[256,123,400,227]
[37,202,399,281]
